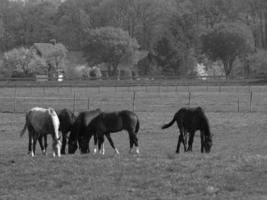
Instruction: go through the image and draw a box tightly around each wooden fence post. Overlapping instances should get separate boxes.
[237,96,240,112]
[249,91,253,112]
[87,97,90,110]
[73,92,76,113]
[188,91,191,107]
[13,86,17,113]
[132,91,136,112]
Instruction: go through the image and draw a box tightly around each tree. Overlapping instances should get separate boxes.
[201,22,254,79]
[1,47,47,78]
[248,49,267,76]
[83,26,139,76]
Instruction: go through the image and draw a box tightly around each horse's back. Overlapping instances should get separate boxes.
[27,107,58,136]
[57,108,76,132]
[97,110,138,132]
[177,107,207,132]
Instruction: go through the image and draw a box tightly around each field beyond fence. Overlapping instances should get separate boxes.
[0,84,267,113]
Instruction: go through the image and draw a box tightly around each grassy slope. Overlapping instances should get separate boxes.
[0,111,267,200]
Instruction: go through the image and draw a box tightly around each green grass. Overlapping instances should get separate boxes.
[1,111,267,200]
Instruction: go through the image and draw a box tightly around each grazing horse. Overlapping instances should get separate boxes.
[36,108,76,154]
[20,107,61,157]
[87,110,140,155]
[68,109,102,154]
[56,109,76,154]
[161,107,212,153]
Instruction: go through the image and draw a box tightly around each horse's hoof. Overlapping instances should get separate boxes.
[136,148,140,154]
[115,148,120,155]
[93,148,97,154]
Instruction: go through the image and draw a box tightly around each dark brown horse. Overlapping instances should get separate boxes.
[68,109,102,154]
[87,110,140,155]
[56,109,76,154]
[161,107,212,153]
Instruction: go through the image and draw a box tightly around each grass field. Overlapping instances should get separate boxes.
[1,85,267,200]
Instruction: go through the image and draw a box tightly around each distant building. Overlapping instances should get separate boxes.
[30,40,67,80]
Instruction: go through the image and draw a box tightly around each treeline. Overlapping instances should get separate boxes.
[1,0,267,78]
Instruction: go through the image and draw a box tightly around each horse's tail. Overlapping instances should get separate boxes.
[20,112,29,137]
[161,113,177,129]
[135,118,140,134]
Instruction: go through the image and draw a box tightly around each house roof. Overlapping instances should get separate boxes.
[33,43,67,59]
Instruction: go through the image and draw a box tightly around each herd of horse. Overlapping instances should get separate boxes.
[20,106,213,157]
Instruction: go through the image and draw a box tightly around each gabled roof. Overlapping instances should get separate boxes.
[33,43,67,59]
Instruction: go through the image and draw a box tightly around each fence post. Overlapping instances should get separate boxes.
[188,91,191,107]
[237,96,240,112]
[249,91,253,112]
[132,91,136,112]
[13,86,17,113]
[73,92,76,113]
[87,97,90,110]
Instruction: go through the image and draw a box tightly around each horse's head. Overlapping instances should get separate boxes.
[204,135,213,153]
[78,136,90,154]
[68,136,78,154]
[52,137,62,157]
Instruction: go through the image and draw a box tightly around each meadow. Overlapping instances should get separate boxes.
[0,85,267,200]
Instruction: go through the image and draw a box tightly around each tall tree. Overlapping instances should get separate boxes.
[201,22,254,79]
[83,26,139,76]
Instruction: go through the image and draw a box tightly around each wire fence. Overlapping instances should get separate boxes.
[0,85,267,114]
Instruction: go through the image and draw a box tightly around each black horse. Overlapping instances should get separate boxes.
[68,109,102,154]
[161,107,212,153]
[56,108,76,154]
[86,110,140,155]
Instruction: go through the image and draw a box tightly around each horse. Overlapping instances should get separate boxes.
[87,110,140,155]
[161,107,212,153]
[68,109,102,154]
[20,107,61,157]
[56,109,76,154]
[36,108,76,154]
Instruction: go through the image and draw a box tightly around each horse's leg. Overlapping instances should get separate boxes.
[200,132,204,153]
[176,127,184,153]
[44,134,48,155]
[93,133,98,154]
[105,133,119,154]
[187,132,195,152]
[61,131,67,155]
[28,131,32,154]
[32,135,38,157]
[38,136,45,155]
[97,133,105,155]
[132,132,139,154]
[128,133,134,154]
[183,129,188,152]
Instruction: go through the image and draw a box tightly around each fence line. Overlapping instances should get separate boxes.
[0,88,264,114]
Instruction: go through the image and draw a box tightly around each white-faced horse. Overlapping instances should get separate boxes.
[20,107,61,157]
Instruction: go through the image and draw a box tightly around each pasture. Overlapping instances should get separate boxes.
[1,85,267,200]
